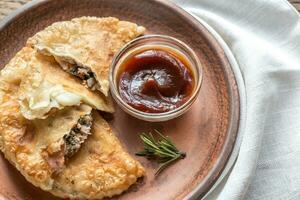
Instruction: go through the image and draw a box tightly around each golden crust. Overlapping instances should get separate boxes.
[0,70,52,190]
[51,112,145,199]
[16,47,114,119]
[0,46,32,85]
[0,46,145,199]
[27,16,145,96]
[0,63,94,190]
[0,94,144,199]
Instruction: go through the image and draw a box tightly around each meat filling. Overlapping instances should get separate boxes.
[63,114,93,158]
[68,66,101,91]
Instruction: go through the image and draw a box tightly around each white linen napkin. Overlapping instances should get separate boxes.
[173,0,300,199]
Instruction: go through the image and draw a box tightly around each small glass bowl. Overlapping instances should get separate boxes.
[109,35,202,122]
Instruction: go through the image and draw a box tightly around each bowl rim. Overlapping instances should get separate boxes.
[109,34,203,122]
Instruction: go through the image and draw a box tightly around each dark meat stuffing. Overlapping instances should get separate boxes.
[68,66,101,91]
[63,114,93,158]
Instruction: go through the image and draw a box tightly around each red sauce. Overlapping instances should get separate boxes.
[117,49,195,113]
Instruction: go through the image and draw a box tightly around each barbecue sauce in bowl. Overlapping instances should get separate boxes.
[117,48,195,113]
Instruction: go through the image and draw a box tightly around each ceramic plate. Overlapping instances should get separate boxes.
[0,0,240,199]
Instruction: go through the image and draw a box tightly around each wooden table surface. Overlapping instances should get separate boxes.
[0,0,300,20]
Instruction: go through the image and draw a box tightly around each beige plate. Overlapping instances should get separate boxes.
[0,0,240,199]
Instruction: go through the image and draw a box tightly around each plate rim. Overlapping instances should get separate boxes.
[0,0,244,199]
[186,15,247,200]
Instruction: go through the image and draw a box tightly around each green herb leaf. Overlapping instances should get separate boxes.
[136,130,186,176]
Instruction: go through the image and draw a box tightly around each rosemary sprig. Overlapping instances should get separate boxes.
[136,130,186,176]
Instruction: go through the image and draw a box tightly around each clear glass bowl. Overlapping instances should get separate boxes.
[109,35,202,122]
